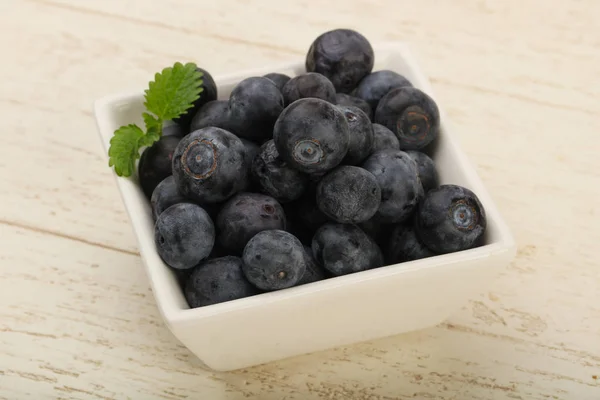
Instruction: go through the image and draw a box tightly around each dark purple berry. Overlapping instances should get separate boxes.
[362,149,423,223]
[281,73,336,106]
[339,105,373,165]
[154,203,215,270]
[252,140,308,203]
[312,223,383,276]
[375,86,440,150]
[172,127,248,204]
[371,123,400,153]
[335,93,373,120]
[273,98,349,174]
[242,230,306,291]
[406,150,439,193]
[228,77,285,143]
[216,192,286,255]
[263,72,292,91]
[185,256,258,308]
[355,70,412,111]
[415,185,487,254]
[138,135,181,199]
[385,224,437,264]
[306,29,374,94]
[316,166,381,224]
[151,176,189,221]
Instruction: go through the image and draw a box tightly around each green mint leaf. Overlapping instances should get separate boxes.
[142,112,162,147]
[107,124,145,177]
[144,62,204,121]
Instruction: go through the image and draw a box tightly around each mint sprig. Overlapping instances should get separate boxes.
[108,62,204,177]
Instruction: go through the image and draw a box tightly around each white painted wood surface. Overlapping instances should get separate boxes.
[1,0,598,398]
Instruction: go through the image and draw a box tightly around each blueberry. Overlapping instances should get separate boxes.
[281,73,336,106]
[185,256,258,308]
[406,150,439,193]
[338,105,373,165]
[415,185,487,254]
[154,203,215,270]
[239,138,261,169]
[357,217,393,245]
[273,98,349,174]
[375,86,440,151]
[228,77,285,143]
[263,72,292,91]
[216,192,287,255]
[385,224,437,264]
[362,149,423,223]
[172,127,248,203]
[306,29,374,94]
[190,100,235,133]
[138,135,181,199]
[242,230,306,291]
[173,67,218,130]
[312,223,383,276]
[316,166,380,224]
[162,121,186,138]
[355,70,412,111]
[283,184,330,242]
[335,93,373,120]
[151,176,189,221]
[298,245,327,285]
[251,140,308,203]
[371,123,400,153]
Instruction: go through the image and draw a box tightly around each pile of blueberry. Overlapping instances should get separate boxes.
[139,29,487,308]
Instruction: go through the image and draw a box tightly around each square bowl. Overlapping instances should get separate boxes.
[94,42,516,371]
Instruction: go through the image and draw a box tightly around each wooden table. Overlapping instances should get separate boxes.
[1,0,599,398]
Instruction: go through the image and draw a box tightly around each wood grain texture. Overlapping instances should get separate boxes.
[1,0,599,398]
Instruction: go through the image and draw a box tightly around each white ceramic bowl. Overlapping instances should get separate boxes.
[94,42,516,371]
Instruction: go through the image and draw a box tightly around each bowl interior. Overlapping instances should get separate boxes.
[94,42,515,323]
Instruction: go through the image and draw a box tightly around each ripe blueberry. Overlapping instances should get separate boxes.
[242,230,306,291]
[312,223,383,276]
[335,93,373,120]
[190,100,235,133]
[273,98,349,174]
[216,192,286,255]
[281,73,336,106]
[150,176,188,221]
[263,72,292,91]
[251,140,308,203]
[239,137,261,171]
[283,184,330,243]
[228,77,285,143]
[173,67,218,130]
[415,185,487,254]
[406,150,439,193]
[316,166,381,224]
[306,29,374,94]
[375,86,440,150]
[162,121,186,138]
[154,203,215,270]
[185,256,258,308]
[138,135,181,199]
[385,224,437,264]
[338,105,374,165]
[172,127,248,204]
[362,149,423,223]
[355,70,412,111]
[371,123,400,153]
[298,245,327,285]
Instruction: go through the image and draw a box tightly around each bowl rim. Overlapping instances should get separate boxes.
[93,41,516,326]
